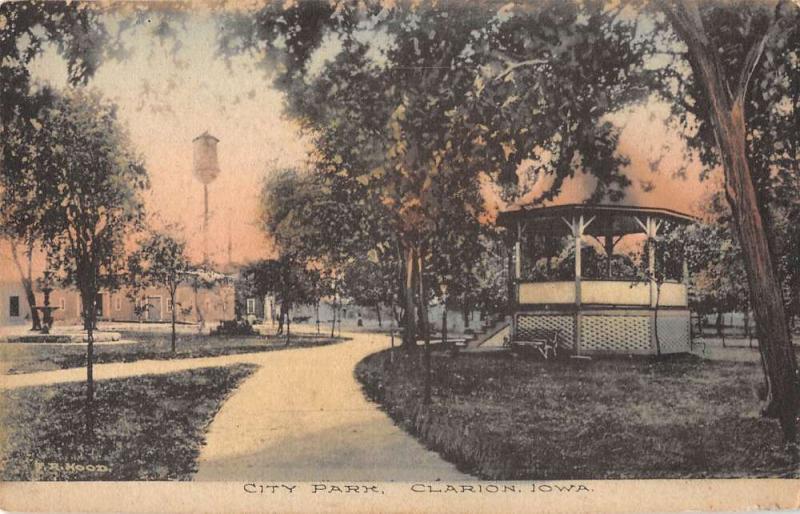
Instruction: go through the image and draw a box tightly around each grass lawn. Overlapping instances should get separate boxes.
[0,331,342,374]
[356,350,799,479]
[0,363,256,480]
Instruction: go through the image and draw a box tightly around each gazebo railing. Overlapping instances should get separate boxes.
[517,279,687,308]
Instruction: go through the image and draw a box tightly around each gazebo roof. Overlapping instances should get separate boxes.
[496,203,697,236]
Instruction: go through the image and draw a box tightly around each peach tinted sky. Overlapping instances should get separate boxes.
[12,7,717,274]
[28,12,311,265]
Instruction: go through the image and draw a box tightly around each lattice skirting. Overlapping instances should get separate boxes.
[513,310,691,355]
[655,312,691,354]
[580,314,651,353]
[515,313,575,349]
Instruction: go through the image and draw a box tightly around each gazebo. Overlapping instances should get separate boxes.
[496,204,696,356]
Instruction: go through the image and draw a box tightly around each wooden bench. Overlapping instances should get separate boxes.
[505,328,562,360]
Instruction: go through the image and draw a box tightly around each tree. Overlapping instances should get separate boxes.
[25,89,148,433]
[0,2,107,125]
[258,167,400,336]
[1,2,109,332]
[680,192,751,345]
[258,168,342,336]
[127,231,191,352]
[446,0,800,442]
[241,258,317,343]
[429,225,508,341]
[456,1,650,202]
[0,230,42,331]
[685,185,800,348]
[340,259,397,328]
[222,3,526,406]
[220,1,655,406]
[655,0,800,441]
[628,221,688,354]
[1,115,43,331]
[226,4,512,372]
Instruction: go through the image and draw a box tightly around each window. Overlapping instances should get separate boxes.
[167,299,173,313]
[246,298,256,315]
[9,296,20,317]
[115,296,122,311]
[59,298,66,310]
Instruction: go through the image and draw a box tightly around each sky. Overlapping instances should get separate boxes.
[28,10,311,265]
[4,5,718,279]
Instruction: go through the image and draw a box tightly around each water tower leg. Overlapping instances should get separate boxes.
[203,184,209,264]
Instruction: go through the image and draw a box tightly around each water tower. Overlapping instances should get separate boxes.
[192,131,221,264]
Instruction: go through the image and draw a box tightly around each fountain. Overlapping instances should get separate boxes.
[33,271,59,334]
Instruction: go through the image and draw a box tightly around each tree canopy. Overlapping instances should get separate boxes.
[221,1,652,349]
[127,230,192,351]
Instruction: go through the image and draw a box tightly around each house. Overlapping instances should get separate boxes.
[0,281,31,326]
[0,280,235,328]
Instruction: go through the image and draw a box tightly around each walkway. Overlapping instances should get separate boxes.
[0,332,469,481]
[0,351,266,390]
[193,332,470,481]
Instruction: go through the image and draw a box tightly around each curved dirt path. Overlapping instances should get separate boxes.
[0,352,265,390]
[193,332,470,481]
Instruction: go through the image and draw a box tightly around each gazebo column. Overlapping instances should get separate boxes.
[635,215,661,308]
[574,216,583,355]
[646,216,661,308]
[513,221,526,309]
[562,214,594,354]
[604,228,614,278]
[575,217,582,306]
[561,215,595,305]
[682,255,689,284]
[682,251,690,306]
[515,221,522,281]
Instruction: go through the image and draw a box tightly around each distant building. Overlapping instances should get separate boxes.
[0,280,235,327]
[0,281,29,326]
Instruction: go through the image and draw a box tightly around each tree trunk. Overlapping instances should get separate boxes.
[605,234,615,278]
[79,279,97,440]
[505,244,515,313]
[445,296,458,358]
[744,308,753,348]
[330,280,337,338]
[716,311,725,347]
[391,301,401,327]
[402,243,418,350]
[286,303,291,345]
[193,280,205,333]
[654,284,662,356]
[316,300,320,334]
[416,251,432,404]
[170,289,177,353]
[663,2,799,441]
[441,298,448,345]
[279,301,289,342]
[276,305,284,335]
[396,239,407,327]
[375,303,382,328]
[9,241,41,331]
[86,303,95,438]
